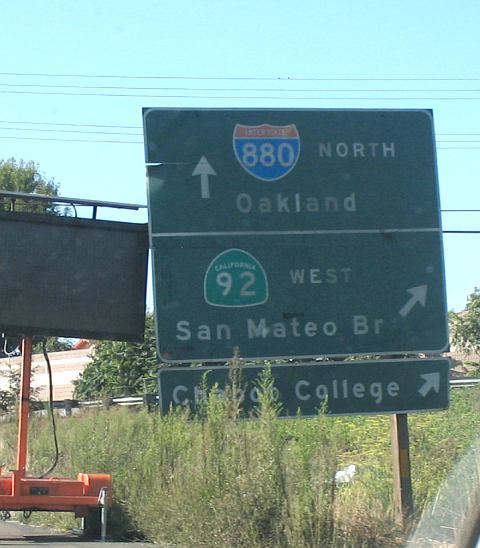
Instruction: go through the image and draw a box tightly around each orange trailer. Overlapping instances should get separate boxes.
[0,337,112,538]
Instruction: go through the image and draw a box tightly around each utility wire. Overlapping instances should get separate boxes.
[0,126,141,136]
[1,134,479,148]
[0,119,141,129]
[0,135,142,144]
[1,120,480,137]
[1,72,480,81]
[4,90,480,100]
[4,83,480,93]
[2,126,479,141]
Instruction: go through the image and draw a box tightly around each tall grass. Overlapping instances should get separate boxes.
[0,381,479,546]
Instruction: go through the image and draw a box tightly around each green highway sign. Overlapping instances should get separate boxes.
[144,109,448,362]
[152,232,446,361]
[158,358,450,417]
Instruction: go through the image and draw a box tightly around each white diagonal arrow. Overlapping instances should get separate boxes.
[399,285,428,317]
[418,373,440,397]
[192,156,217,199]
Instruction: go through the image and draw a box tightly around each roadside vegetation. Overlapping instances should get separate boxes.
[0,375,479,547]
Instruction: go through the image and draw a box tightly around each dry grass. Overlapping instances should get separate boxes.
[0,377,479,546]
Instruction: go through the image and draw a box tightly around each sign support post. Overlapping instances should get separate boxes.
[16,336,33,475]
[390,413,414,527]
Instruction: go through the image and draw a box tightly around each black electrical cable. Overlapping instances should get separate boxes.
[39,340,59,478]
[2,335,20,358]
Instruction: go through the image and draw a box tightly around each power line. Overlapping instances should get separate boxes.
[4,82,480,93]
[2,126,473,140]
[0,126,141,136]
[0,122,474,143]
[4,90,480,100]
[1,120,480,137]
[0,135,142,144]
[1,72,480,81]
[0,119,141,129]
[0,134,479,149]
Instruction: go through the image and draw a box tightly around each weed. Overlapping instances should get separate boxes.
[0,385,478,546]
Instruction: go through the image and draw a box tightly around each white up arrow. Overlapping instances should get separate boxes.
[418,373,440,397]
[399,285,428,317]
[192,156,217,199]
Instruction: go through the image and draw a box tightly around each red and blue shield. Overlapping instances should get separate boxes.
[233,124,300,181]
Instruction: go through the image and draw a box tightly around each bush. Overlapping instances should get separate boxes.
[1,383,479,546]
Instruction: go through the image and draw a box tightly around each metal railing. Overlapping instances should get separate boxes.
[29,394,159,416]
[450,378,480,389]
[15,378,480,418]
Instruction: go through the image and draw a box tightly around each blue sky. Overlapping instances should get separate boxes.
[1,0,479,312]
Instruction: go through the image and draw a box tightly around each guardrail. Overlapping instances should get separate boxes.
[450,378,480,389]
[22,378,480,417]
[30,394,159,416]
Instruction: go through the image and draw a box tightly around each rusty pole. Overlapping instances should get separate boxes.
[16,336,33,475]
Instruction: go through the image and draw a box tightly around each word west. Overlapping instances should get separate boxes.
[289,267,353,285]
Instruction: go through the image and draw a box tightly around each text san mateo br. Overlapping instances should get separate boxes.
[176,315,384,342]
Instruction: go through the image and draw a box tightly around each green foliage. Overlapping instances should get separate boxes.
[73,313,157,399]
[0,372,40,413]
[0,158,64,214]
[0,366,20,412]
[2,383,479,546]
[0,159,71,386]
[32,337,73,353]
[409,386,480,508]
[449,288,480,357]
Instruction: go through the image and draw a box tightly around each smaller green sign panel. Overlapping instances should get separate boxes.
[152,232,447,362]
[158,358,450,417]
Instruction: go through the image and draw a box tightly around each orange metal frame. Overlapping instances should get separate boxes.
[0,337,112,517]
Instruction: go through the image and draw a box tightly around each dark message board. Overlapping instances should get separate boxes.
[0,211,148,342]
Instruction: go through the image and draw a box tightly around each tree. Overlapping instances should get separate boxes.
[73,314,159,399]
[449,288,480,357]
[0,158,70,357]
[0,157,63,214]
